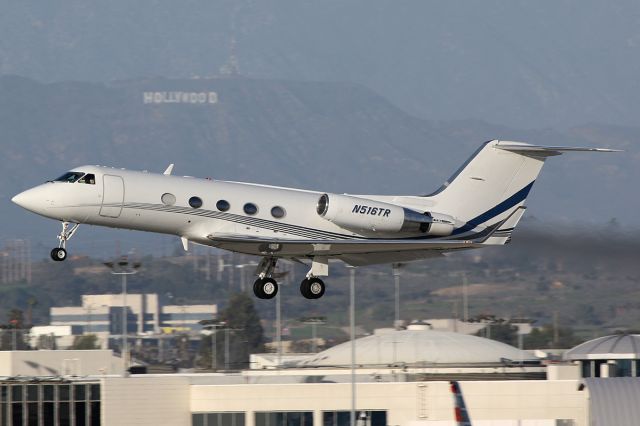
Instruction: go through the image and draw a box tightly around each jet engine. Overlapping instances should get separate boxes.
[316,193,455,236]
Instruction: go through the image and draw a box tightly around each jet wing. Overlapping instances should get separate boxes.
[206,234,479,263]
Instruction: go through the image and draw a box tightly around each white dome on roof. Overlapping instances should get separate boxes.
[565,334,640,360]
[298,329,537,367]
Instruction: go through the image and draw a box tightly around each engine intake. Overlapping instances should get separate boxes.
[316,193,455,236]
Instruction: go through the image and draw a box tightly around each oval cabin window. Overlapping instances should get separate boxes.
[189,196,203,209]
[271,206,286,219]
[216,200,230,212]
[161,193,176,206]
[243,203,258,215]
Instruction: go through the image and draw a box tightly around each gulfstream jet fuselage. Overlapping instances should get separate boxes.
[12,140,617,300]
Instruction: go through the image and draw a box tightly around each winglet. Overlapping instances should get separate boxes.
[181,236,189,251]
[163,164,175,175]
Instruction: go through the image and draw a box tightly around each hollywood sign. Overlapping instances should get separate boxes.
[143,91,219,105]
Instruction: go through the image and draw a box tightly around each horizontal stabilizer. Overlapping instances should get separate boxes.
[495,142,621,157]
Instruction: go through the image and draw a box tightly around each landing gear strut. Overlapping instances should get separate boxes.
[253,257,279,299]
[50,222,79,262]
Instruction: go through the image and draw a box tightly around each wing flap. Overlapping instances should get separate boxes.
[206,234,479,257]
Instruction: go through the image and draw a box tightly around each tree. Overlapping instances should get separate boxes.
[524,324,580,349]
[477,323,518,347]
[71,334,100,350]
[0,309,30,350]
[200,293,265,370]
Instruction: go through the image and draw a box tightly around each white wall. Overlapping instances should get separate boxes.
[190,380,587,426]
[101,376,191,426]
[0,350,122,376]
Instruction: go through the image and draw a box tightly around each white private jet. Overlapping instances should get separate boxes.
[12,140,617,300]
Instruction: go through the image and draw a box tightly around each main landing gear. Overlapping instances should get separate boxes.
[253,258,279,299]
[50,221,79,262]
[300,277,325,299]
[252,257,327,300]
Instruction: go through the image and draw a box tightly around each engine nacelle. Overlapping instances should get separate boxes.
[316,193,455,236]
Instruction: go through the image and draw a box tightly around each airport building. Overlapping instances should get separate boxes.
[34,293,217,349]
[3,328,640,425]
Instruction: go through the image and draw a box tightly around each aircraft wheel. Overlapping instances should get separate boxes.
[50,248,67,262]
[300,277,325,299]
[254,277,278,299]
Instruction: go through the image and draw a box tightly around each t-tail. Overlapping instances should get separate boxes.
[450,381,472,426]
[425,140,619,244]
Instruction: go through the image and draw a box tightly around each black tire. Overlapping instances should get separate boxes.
[300,277,325,299]
[300,279,311,298]
[51,248,67,262]
[253,278,265,299]
[254,278,278,299]
[260,277,278,299]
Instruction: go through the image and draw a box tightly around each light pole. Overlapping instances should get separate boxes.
[199,320,226,371]
[233,261,258,292]
[392,263,403,327]
[104,255,141,377]
[461,272,469,323]
[348,266,357,426]
[299,316,327,353]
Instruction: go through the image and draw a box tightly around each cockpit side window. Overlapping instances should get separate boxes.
[78,173,96,185]
[54,172,85,183]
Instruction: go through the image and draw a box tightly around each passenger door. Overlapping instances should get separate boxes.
[100,174,124,218]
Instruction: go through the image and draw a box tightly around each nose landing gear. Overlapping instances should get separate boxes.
[50,222,79,262]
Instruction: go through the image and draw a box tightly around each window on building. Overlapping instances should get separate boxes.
[192,412,245,426]
[593,360,607,377]
[255,412,313,426]
[323,411,387,426]
[581,361,591,378]
[0,386,6,426]
[616,359,633,377]
[1,381,100,426]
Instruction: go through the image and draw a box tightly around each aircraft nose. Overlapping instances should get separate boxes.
[12,186,47,213]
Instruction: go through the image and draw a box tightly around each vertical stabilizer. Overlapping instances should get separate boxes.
[424,140,618,241]
[450,381,472,426]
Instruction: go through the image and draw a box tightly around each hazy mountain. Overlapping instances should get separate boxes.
[0,76,635,261]
[0,2,639,128]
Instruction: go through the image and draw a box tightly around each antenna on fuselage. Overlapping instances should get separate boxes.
[163,164,175,175]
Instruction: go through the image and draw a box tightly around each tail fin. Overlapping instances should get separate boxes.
[427,140,618,240]
[450,381,472,426]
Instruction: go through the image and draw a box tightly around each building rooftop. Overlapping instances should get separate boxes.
[297,327,538,367]
[565,334,640,360]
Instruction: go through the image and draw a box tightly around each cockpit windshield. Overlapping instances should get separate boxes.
[54,172,85,183]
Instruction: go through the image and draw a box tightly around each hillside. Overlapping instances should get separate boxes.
[1,2,640,128]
